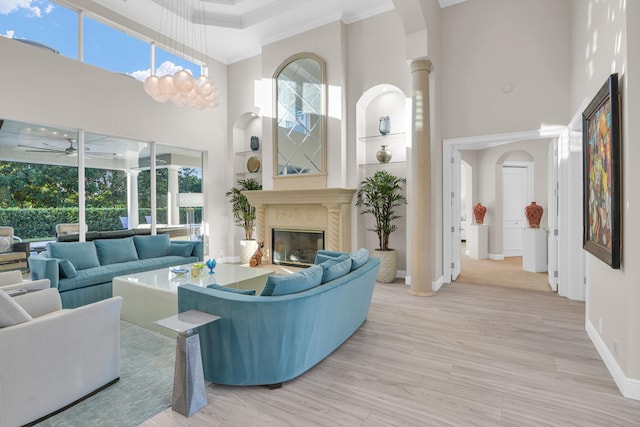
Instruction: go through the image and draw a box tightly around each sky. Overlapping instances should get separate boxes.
[0,0,199,80]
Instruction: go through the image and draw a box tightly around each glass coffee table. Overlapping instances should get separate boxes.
[113,263,274,337]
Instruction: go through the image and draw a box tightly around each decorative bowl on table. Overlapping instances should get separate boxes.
[170,268,189,277]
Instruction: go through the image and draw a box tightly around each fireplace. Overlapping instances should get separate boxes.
[272,229,324,267]
[242,188,356,265]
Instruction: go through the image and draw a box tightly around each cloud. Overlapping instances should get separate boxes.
[0,0,54,16]
[2,30,15,38]
[129,61,193,82]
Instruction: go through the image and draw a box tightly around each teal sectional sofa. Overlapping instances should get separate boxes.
[29,234,202,308]
[177,249,380,387]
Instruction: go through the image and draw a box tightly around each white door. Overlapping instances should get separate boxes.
[502,165,531,257]
[451,149,461,280]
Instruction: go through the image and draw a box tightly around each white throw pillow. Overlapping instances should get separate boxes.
[0,289,33,328]
[0,235,11,254]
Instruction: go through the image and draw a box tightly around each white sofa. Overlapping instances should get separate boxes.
[0,272,122,427]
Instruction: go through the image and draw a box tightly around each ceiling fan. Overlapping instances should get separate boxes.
[18,139,116,159]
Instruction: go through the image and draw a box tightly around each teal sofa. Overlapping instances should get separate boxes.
[177,249,380,387]
[29,234,203,308]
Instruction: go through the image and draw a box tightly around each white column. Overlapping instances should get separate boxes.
[127,170,140,228]
[408,59,435,297]
[168,166,180,225]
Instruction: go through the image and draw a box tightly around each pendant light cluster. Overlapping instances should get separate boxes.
[143,0,219,109]
[143,70,218,109]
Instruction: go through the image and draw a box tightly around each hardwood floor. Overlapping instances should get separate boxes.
[141,282,640,426]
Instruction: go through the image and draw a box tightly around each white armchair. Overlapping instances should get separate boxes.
[0,269,50,294]
[0,282,123,427]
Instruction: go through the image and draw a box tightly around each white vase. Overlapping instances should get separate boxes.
[239,239,259,265]
[371,249,397,283]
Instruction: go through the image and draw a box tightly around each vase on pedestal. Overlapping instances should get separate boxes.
[524,201,544,228]
[473,202,487,224]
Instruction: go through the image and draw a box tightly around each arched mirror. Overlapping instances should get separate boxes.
[273,53,326,177]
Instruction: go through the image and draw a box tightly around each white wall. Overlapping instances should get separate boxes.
[571,0,640,391]
[0,36,229,258]
[440,0,571,138]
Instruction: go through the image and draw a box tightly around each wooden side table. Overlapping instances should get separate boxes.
[154,310,220,417]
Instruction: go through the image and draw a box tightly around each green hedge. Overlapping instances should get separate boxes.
[0,207,178,240]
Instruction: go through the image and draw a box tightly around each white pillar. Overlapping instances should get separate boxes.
[168,166,180,225]
[127,170,140,228]
[408,59,435,297]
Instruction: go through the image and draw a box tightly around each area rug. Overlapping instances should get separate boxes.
[36,321,175,427]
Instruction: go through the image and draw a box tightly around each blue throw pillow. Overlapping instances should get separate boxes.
[48,242,100,271]
[314,249,345,264]
[260,264,323,296]
[350,248,369,271]
[318,254,351,283]
[134,235,171,259]
[58,259,77,278]
[170,242,195,257]
[207,283,256,295]
[94,237,139,265]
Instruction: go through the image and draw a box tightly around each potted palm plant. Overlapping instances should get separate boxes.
[355,170,407,283]
[225,178,262,264]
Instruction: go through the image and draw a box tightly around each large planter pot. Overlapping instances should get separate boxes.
[371,249,397,283]
[239,239,259,265]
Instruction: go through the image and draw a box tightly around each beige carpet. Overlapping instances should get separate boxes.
[456,243,551,292]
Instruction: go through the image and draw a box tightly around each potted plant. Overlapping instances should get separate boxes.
[225,178,262,264]
[355,170,407,283]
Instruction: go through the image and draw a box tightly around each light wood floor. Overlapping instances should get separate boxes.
[141,282,640,426]
[457,242,551,292]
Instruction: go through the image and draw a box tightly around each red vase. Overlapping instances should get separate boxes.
[524,201,544,228]
[473,203,487,225]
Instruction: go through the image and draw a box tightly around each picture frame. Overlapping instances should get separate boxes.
[582,73,621,269]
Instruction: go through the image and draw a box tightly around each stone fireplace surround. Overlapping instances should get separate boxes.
[242,188,356,265]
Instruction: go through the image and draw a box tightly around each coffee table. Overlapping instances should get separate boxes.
[113,264,274,337]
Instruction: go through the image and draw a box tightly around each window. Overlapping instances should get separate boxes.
[0,0,78,59]
[83,16,149,76]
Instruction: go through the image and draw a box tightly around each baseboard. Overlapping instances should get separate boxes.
[586,319,640,400]
[403,275,445,292]
[488,253,504,260]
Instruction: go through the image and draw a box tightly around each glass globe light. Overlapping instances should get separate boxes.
[143,76,160,96]
[174,70,195,93]
[158,75,177,96]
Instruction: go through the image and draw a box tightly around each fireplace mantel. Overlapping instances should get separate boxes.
[243,188,356,263]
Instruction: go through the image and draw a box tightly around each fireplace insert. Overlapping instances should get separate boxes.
[272,229,324,267]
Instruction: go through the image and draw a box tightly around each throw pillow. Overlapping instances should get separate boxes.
[350,248,369,271]
[0,236,11,254]
[260,264,323,296]
[47,242,100,270]
[318,254,351,283]
[58,259,77,278]
[134,235,171,260]
[170,242,195,257]
[94,237,139,265]
[207,283,256,295]
[314,249,344,265]
[0,289,33,328]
